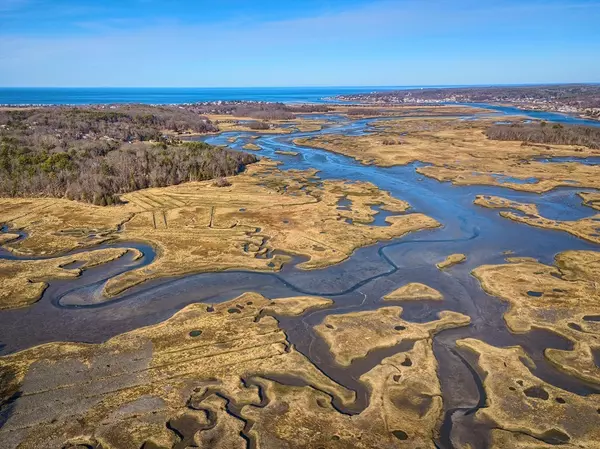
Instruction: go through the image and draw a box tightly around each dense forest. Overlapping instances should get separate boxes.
[486,122,600,149]
[0,106,256,205]
[183,101,331,120]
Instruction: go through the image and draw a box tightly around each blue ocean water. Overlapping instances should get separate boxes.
[3,87,600,127]
[0,86,386,105]
[0,85,470,105]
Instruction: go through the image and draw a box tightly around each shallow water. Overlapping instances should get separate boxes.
[454,102,600,127]
[536,155,600,166]
[491,174,538,185]
[1,106,599,448]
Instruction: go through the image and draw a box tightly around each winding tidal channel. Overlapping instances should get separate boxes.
[1,105,600,448]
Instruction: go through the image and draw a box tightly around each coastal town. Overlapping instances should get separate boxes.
[335,84,600,120]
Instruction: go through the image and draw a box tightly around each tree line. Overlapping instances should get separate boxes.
[183,102,331,120]
[485,122,600,149]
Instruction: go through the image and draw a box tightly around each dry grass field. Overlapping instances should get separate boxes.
[205,115,328,134]
[0,248,137,310]
[0,293,465,449]
[436,253,467,270]
[314,307,470,366]
[472,250,600,386]
[474,195,600,244]
[458,338,600,448]
[0,160,439,304]
[295,117,600,192]
[383,282,444,301]
[326,104,495,119]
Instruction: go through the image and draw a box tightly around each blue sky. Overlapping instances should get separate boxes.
[0,0,599,87]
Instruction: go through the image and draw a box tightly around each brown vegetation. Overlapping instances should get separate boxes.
[295,117,600,192]
[314,306,469,366]
[474,195,600,245]
[0,161,439,300]
[0,247,135,310]
[383,283,443,301]
[0,104,218,139]
[329,104,494,118]
[472,250,600,385]
[486,122,600,149]
[212,177,231,187]
[274,150,299,156]
[458,338,600,448]
[345,108,381,116]
[246,120,271,130]
[0,292,454,449]
[242,143,261,151]
[436,253,467,270]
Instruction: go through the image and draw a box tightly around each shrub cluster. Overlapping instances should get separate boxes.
[183,102,331,119]
[246,121,271,130]
[213,177,232,187]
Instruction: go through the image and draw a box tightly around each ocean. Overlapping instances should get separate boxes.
[0,86,463,105]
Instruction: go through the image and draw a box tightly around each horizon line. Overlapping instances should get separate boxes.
[1,82,600,90]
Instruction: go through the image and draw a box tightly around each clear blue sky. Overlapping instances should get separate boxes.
[0,0,599,87]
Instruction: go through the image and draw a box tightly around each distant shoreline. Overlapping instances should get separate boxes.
[1,84,599,107]
[333,84,600,122]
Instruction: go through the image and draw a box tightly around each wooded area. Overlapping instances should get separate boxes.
[486,122,600,149]
[0,106,256,205]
